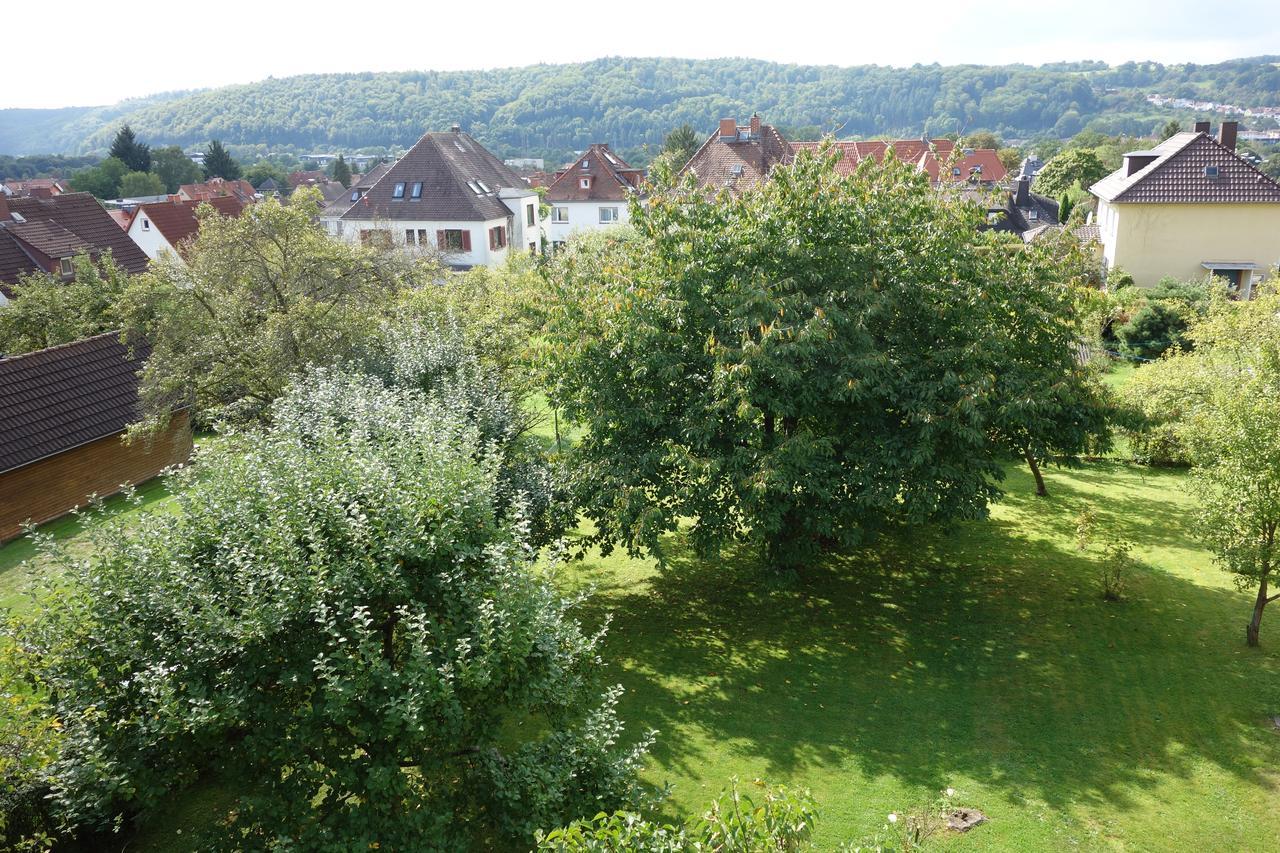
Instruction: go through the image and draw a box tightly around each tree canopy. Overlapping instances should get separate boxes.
[542,146,1104,573]
[107,125,150,172]
[202,139,240,180]
[1033,149,1110,198]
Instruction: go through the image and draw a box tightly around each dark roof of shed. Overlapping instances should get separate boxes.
[0,332,151,473]
[1091,132,1280,204]
[338,130,528,222]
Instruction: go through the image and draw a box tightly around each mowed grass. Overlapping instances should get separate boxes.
[558,461,1280,850]
[7,396,1280,850]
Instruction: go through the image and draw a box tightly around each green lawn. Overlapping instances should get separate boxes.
[7,427,1279,850]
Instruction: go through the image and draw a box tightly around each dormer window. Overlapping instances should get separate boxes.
[410,182,422,199]
[730,164,744,176]
[392,182,406,199]
[1029,209,1039,221]
[59,258,73,278]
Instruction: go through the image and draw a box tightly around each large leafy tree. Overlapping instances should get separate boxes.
[543,146,1093,573]
[149,145,202,193]
[201,139,240,180]
[0,253,132,354]
[68,156,127,199]
[15,366,648,847]
[118,170,165,197]
[1032,148,1109,198]
[119,188,424,428]
[108,125,151,173]
[1129,291,1280,645]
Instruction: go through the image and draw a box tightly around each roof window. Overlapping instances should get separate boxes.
[351,190,360,202]
[477,180,491,193]
[467,181,482,195]
[730,164,744,176]
[410,182,422,199]
[392,182,406,199]
[582,159,590,169]
[1204,165,1220,179]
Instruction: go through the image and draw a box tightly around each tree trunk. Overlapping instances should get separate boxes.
[1025,451,1047,497]
[1247,574,1268,647]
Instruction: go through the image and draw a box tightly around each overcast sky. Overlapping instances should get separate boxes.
[5,0,1278,109]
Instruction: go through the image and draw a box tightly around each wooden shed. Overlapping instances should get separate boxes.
[0,332,191,542]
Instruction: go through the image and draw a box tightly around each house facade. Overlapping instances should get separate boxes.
[544,143,644,247]
[322,127,542,269]
[1091,121,1280,292]
[0,333,191,542]
[126,196,244,261]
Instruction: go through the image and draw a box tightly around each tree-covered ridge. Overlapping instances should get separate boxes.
[2,56,1278,161]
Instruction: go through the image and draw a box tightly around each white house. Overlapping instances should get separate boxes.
[125,196,245,262]
[321,127,542,269]
[544,143,644,247]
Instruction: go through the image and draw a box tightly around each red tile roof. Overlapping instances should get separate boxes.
[134,196,244,252]
[545,144,644,202]
[178,178,256,204]
[681,116,793,193]
[288,170,327,187]
[790,139,1007,183]
[0,193,149,291]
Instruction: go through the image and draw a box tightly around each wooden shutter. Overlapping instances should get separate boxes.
[436,230,446,249]
[488,227,496,250]
[461,230,471,251]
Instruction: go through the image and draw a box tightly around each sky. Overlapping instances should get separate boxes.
[5,0,1278,109]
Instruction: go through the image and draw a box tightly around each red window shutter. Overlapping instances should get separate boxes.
[488,227,495,250]
[461,230,471,251]
[436,230,446,249]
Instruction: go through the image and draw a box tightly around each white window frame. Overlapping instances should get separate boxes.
[599,206,619,224]
[552,206,569,223]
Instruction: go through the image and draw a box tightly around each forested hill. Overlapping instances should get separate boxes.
[3,56,1278,160]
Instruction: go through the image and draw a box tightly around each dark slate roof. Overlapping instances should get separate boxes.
[7,219,94,258]
[321,162,392,218]
[0,332,150,473]
[1092,132,1280,204]
[338,131,528,222]
[1,193,150,286]
[545,144,644,202]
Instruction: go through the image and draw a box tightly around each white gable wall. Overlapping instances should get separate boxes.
[546,200,629,245]
[126,214,180,261]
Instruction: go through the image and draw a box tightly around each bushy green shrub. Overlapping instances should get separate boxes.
[537,779,817,851]
[11,366,647,849]
[1117,301,1189,359]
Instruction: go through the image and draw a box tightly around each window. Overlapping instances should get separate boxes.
[392,182,406,199]
[528,242,537,255]
[416,229,429,245]
[488,225,507,250]
[141,218,151,231]
[335,221,344,236]
[581,159,590,169]
[438,229,470,252]
[405,229,416,244]
[59,258,73,277]
[951,166,962,176]
[580,177,591,189]
[477,181,491,193]
[730,163,744,176]
[599,206,619,224]
[359,229,392,248]
[552,240,566,252]
[552,206,569,223]
[1028,209,1039,221]
[467,181,482,195]
[410,182,422,199]
[350,190,360,202]
[526,203,535,226]
[1204,165,1220,179]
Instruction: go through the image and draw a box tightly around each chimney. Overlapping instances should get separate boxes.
[1124,152,1158,176]
[749,113,761,137]
[1194,121,1211,134]
[1218,120,1238,151]
[450,123,462,133]
[719,118,738,141]
[1014,175,1030,207]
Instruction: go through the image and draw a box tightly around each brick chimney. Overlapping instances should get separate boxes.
[749,113,761,137]
[1014,175,1030,207]
[1194,121,1211,134]
[718,118,738,141]
[1218,120,1238,151]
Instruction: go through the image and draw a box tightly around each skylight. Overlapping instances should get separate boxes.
[477,180,491,193]
[392,182,406,199]
[603,151,618,165]
[410,182,422,199]
[467,181,482,195]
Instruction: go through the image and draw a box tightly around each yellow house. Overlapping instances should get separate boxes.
[1091,121,1280,294]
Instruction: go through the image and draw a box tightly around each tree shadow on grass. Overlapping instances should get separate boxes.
[572,468,1280,819]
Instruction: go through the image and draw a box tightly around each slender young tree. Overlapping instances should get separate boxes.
[331,153,352,187]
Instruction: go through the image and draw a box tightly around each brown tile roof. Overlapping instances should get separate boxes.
[7,219,95,258]
[1,178,70,197]
[681,116,793,192]
[0,193,149,289]
[790,139,1007,183]
[545,144,644,203]
[135,196,243,251]
[288,170,327,188]
[337,130,528,223]
[0,332,151,473]
[107,209,134,230]
[321,162,393,219]
[178,178,256,204]
[524,171,557,189]
[1092,132,1280,204]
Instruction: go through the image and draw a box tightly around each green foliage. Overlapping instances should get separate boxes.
[0,253,132,354]
[0,639,60,851]
[1158,119,1182,140]
[661,123,701,168]
[201,139,240,180]
[11,365,649,848]
[1033,149,1109,198]
[118,169,164,197]
[242,159,289,191]
[118,188,427,429]
[543,146,1103,572]
[107,125,150,173]
[1111,278,1214,360]
[0,154,97,181]
[1058,194,1073,224]
[329,153,351,187]
[1117,302,1187,360]
[537,779,817,851]
[1099,537,1136,601]
[15,56,1280,162]
[68,156,127,198]
[149,145,201,194]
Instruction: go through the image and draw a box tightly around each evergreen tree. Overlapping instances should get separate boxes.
[202,139,241,180]
[108,125,151,173]
[331,154,352,187]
